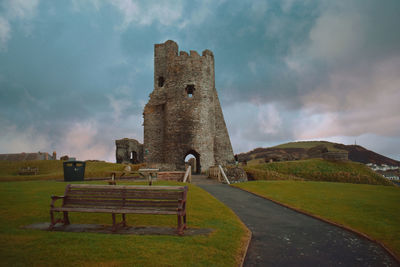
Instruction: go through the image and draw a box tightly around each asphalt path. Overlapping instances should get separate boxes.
[199,184,398,267]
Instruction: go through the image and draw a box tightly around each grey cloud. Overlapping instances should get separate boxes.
[280,0,400,139]
[1,0,399,161]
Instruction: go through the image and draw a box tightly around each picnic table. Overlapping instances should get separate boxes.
[107,168,159,185]
[18,166,39,175]
[138,168,159,185]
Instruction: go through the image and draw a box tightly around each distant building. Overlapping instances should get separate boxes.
[0,151,56,161]
[382,174,399,181]
[366,163,399,172]
[366,162,400,181]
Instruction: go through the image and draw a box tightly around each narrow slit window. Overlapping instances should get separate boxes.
[158,76,165,87]
[186,84,195,98]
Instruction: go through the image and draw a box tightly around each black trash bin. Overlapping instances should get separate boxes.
[63,161,86,181]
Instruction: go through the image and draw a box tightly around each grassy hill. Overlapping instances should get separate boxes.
[244,159,393,186]
[273,141,345,151]
[0,160,144,181]
[238,140,400,166]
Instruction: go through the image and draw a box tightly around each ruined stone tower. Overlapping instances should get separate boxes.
[115,138,143,164]
[143,40,235,173]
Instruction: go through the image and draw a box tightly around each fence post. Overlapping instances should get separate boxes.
[183,165,191,183]
[218,165,230,184]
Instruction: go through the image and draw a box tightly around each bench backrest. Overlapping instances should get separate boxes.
[63,184,188,212]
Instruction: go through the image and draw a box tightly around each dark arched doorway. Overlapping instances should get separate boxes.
[184,150,200,174]
[130,151,138,164]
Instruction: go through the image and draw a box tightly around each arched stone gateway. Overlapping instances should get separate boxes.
[130,151,138,164]
[184,150,201,174]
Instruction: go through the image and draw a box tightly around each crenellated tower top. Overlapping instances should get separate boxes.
[154,40,214,92]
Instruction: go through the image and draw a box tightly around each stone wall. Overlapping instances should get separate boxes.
[225,166,248,183]
[0,152,56,161]
[322,151,349,161]
[143,40,235,173]
[115,138,143,164]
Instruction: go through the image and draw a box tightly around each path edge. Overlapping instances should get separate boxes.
[238,226,252,267]
[235,186,400,264]
[196,183,252,267]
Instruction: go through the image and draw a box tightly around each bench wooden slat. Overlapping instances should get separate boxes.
[67,188,184,194]
[52,207,179,214]
[66,193,183,200]
[68,184,185,190]
[64,199,180,207]
[67,192,183,198]
[66,194,181,199]
[68,188,184,193]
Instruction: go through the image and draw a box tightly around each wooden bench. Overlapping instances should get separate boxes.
[49,184,188,235]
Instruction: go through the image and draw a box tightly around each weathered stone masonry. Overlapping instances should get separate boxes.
[143,40,235,173]
[115,138,143,164]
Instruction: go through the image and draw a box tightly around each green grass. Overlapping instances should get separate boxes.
[233,180,400,258]
[0,160,144,181]
[244,159,393,185]
[273,141,345,151]
[0,180,249,266]
[245,141,346,164]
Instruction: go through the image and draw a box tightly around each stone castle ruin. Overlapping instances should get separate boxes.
[115,138,143,164]
[117,40,235,173]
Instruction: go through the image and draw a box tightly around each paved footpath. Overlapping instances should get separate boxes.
[198,183,399,267]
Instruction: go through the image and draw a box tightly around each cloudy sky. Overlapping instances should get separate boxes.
[1,0,399,162]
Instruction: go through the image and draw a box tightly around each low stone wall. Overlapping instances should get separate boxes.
[208,165,248,183]
[322,151,348,161]
[146,163,177,171]
[225,166,248,183]
[0,152,55,161]
[157,171,185,181]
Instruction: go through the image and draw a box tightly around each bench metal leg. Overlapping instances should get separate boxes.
[63,212,70,225]
[122,214,127,227]
[112,213,116,232]
[177,215,184,235]
[49,210,55,230]
[111,213,128,232]
[183,214,187,230]
[49,211,66,230]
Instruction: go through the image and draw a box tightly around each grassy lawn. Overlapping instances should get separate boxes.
[0,160,144,181]
[0,180,249,266]
[244,159,393,185]
[233,180,400,258]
